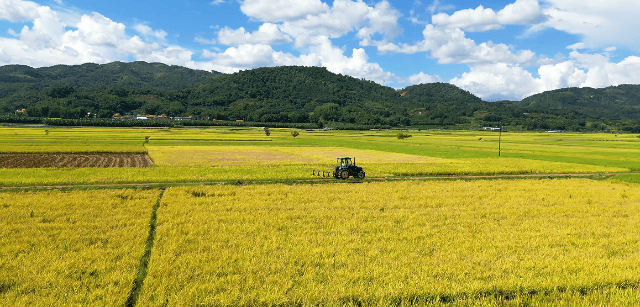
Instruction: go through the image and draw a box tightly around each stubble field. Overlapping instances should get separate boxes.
[1,125,640,306]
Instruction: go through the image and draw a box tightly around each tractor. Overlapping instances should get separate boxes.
[333,157,365,180]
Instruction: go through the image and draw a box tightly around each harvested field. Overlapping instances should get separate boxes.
[0,153,153,168]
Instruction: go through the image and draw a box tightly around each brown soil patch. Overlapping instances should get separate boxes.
[0,153,154,168]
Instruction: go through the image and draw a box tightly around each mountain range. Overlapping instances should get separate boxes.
[1,61,639,131]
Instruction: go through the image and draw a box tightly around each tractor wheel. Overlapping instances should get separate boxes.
[340,170,349,180]
[357,171,365,179]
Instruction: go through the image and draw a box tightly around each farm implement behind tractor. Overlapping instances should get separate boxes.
[312,157,365,180]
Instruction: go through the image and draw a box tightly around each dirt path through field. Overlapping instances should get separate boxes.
[0,172,634,191]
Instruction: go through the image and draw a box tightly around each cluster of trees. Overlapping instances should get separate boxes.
[1,62,640,132]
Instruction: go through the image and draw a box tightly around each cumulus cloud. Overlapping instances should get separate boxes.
[137,46,195,66]
[0,0,399,87]
[277,0,400,48]
[240,0,329,22]
[133,24,167,41]
[380,25,537,65]
[198,35,394,85]
[540,0,640,50]
[308,36,395,84]
[450,64,538,99]
[432,0,543,32]
[404,72,443,84]
[357,0,401,46]
[200,44,320,73]
[427,0,455,15]
[207,0,400,83]
[0,0,42,22]
[6,0,637,103]
[194,36,216,45]
[0,0,193,68]
[451,51,640,100]
[279,0,370,47]
[217,23,292,46]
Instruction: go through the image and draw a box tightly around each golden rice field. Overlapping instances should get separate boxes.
[136,179,640,306]
[0,189,160,306]
[2,126,640,305]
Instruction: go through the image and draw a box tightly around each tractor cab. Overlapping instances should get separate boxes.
[338,157,352,167]
[333,157,365,180]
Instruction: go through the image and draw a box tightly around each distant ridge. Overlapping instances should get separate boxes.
[1,62,639,131]
[0,61,220,90]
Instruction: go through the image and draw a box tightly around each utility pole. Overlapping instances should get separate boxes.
[498,121,502,157]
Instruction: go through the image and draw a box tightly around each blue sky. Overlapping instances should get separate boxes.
[1,0,639,100]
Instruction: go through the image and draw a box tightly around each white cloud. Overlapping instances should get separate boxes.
[357,0,401,46]
[194,36,216,45]
[566,42,585,50]
[137,45,194,66]
[16,5,65,49]
[217,23,292,46]
[0,0,194,68]
[198,35,395,85]
[133,24,167,41]
[240,0,329,22]
[541,0,640,51]
[432,0,543,32]
[535,60,586,91]
[450,63,538,99]
[200,44,320,73]
[0,0,42,22]
[278,0,400,48]
[210,0,226,4]
[404,72,442,84]
[451,52,640,100]
[307,36,395,85]
[380,25,537,65]
[280,0,370,47]
[0,0,399,86]
[567,51,640,89]
[428,0,455,15]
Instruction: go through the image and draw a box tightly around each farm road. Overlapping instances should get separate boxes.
[0,172,634,191]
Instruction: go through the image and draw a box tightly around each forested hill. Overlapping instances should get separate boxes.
[1,62,640,131]
[190,66,399,105]
[516,85,640,120]
[184,66,479,125]
[0,61,219,90]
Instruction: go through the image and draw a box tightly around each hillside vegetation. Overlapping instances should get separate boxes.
[1,62,639,131]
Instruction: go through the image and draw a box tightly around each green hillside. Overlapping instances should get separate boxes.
[518,85,640,120]
[0,61,219,90]
[0,62,639,131]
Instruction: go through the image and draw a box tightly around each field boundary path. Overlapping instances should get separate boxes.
[124,189,165,307]
[0,172,635,191]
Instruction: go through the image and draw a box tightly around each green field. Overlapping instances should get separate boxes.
[1,126,640,306]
